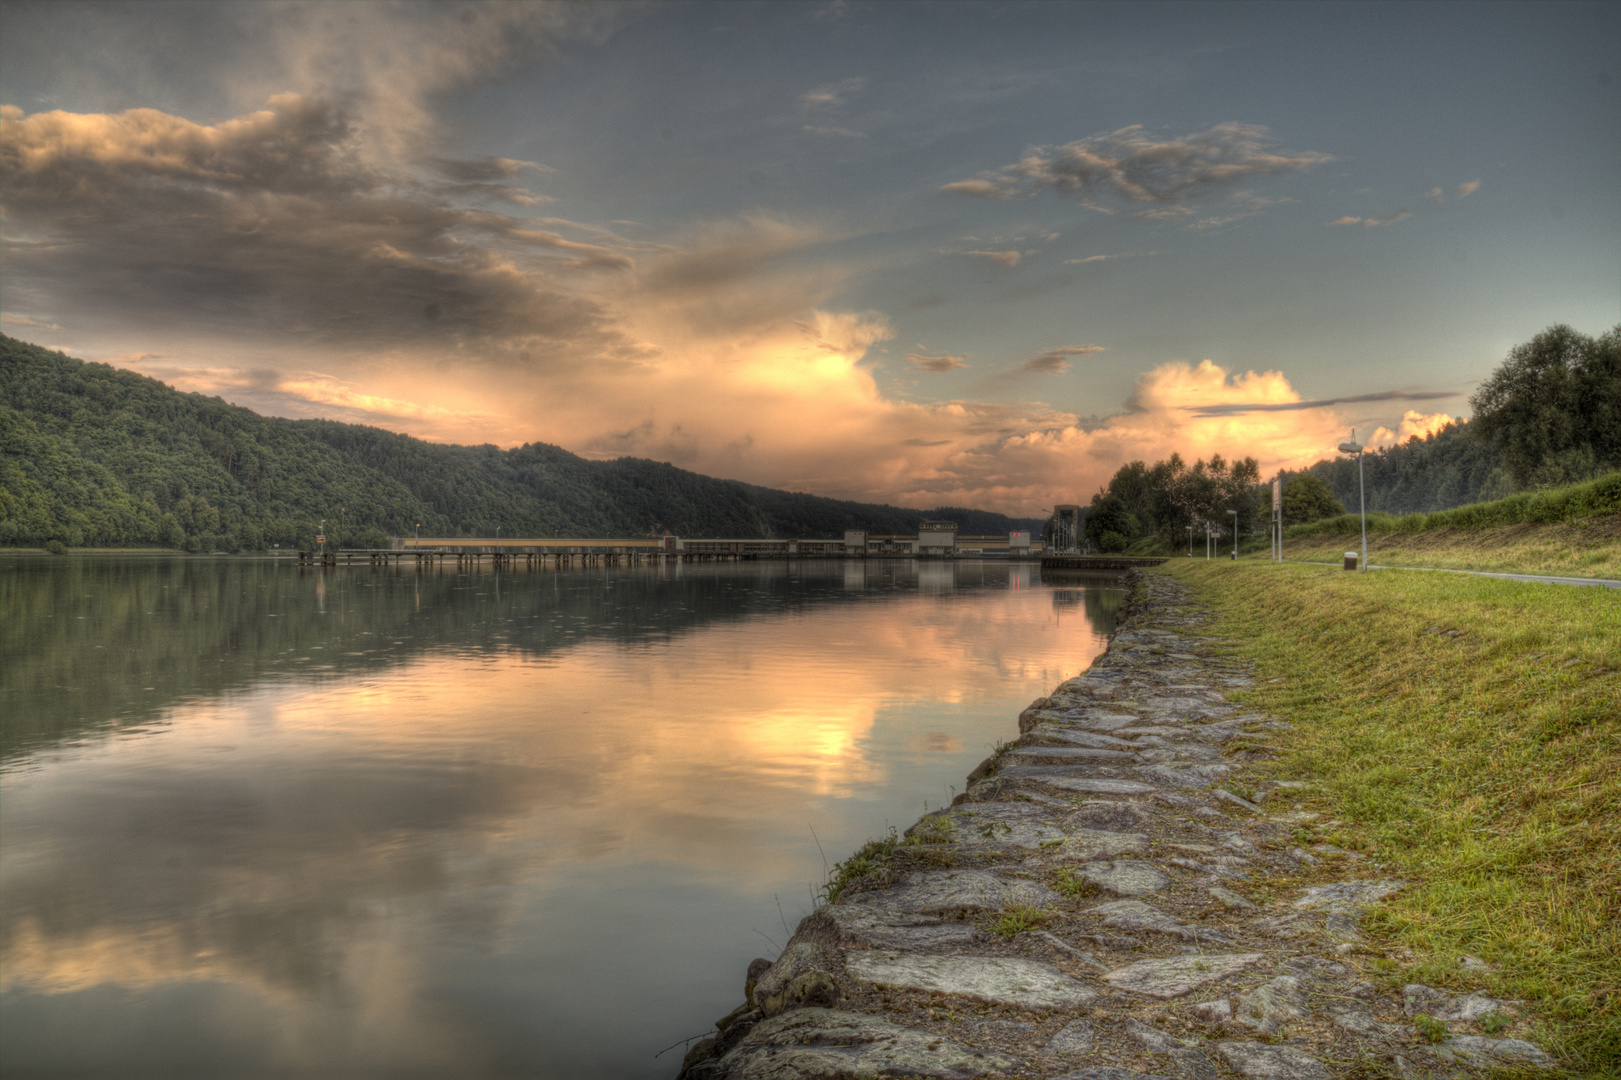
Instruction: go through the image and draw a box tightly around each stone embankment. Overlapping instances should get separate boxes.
[677,572,1556,1080]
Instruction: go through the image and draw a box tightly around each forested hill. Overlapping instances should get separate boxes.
[0,336,1040,550]
[1299,323,1619,514]
[1299,420,1507,515]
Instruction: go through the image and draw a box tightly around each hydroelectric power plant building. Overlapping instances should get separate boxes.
[385,521,1041,562]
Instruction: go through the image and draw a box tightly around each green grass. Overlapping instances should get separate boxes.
[1285,473,1621,540]
[1163,561,1619,1075]
[1273,514,1621,578]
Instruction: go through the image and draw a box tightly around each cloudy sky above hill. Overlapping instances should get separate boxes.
[2,1,1616,512]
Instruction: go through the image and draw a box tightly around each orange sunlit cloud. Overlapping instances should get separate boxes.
[1370,409,1456,447]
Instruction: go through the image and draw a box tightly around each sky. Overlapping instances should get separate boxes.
[2,1,1617,514]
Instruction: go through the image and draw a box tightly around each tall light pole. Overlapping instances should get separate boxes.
[1186,525,1193,557]
[1227,509,1238,559]
[1338,432,1367,572]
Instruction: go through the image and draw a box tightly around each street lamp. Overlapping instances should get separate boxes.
[1338,432,1367,572]
[1227,509,1238,560]
[1186,525,1193,557]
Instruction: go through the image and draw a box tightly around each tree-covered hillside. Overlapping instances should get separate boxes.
[0,336,1040,550]
[1299,420,1508,515]
[1299,324,1619,515]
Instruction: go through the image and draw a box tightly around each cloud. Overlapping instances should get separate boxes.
[800,77,865,111]
[1064,250,1159,265]
[1018,345,1106,375]
[0,36,1425,517]
[0,97,633,357]
[905,352,969,372]
[944,123,1329,221]
[940,179,1005,198]
[1455,180,1480,198]
[1328,209,1411,228]
[1370,410,1456,447]
[0,313,61,330]
[802,125,865,138]
[965,249,1022,267]
[1184,388,1461,418]
[1186,194,1291,232]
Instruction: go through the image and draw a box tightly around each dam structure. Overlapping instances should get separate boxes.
[306,523,1044,566]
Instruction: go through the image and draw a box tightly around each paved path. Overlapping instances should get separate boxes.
[679,573,1557,1079]
[1297,561,1621,589]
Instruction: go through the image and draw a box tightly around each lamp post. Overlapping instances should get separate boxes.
[1228,509,1238,559]
[1337,432,1367,572]
[1186,525,1193,557]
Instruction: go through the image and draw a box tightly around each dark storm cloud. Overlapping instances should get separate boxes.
[1185,389,1461,417]
[0,95,628,357]
[945,123,1330,219]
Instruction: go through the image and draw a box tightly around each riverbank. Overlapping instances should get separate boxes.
[1274,513,1621,579]
[678,568,1582,1079]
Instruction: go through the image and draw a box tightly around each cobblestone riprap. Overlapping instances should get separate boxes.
[677,572,1556,1079]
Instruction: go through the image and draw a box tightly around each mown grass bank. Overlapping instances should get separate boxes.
[1275,513,1621,578]
[1162,561,1619,1076]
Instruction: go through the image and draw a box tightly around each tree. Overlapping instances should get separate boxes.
[1470,324,1621,487]
[1084,494,1138,552]
[1281,475,1345,525]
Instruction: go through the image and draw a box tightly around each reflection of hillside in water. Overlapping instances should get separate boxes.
[0,556,1106,761]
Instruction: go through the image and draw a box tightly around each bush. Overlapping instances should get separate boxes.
[45,539,66,554]
[1097,530,1129,553]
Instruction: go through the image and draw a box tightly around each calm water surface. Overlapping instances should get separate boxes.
[0,555,1123,1079]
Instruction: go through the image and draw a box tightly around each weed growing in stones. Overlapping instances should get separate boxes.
[1412,1014,1450,1044]
[990,905,1048,937]
[820,829,899,904]
[1054,868,1105,900]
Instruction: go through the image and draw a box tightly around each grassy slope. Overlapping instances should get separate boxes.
[1163,561,1619,1074]
[1277,514,1621,578]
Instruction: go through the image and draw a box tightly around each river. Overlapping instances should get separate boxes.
[0,554,1122,1078]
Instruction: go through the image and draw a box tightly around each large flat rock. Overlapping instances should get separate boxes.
[847,951,1098,1009]
[1069,800,1156,831]
[1292,880,1405,914]
[1074,859,1171,895]
[706,1007,1020,1079]
[1216,1042,1329,1080]
[1065,709,1142,731]
[1102,953,1263,998]
[995,767,1157,795]
[823,904,978,951]
[1084,900,1225,942]
[940,802,1069,849]
[1062,828,1150,861]
[852,869,1060,915]
[1005,746,1140,764]
[1029,726,1137,749]
[1433,1036,1554,1069]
